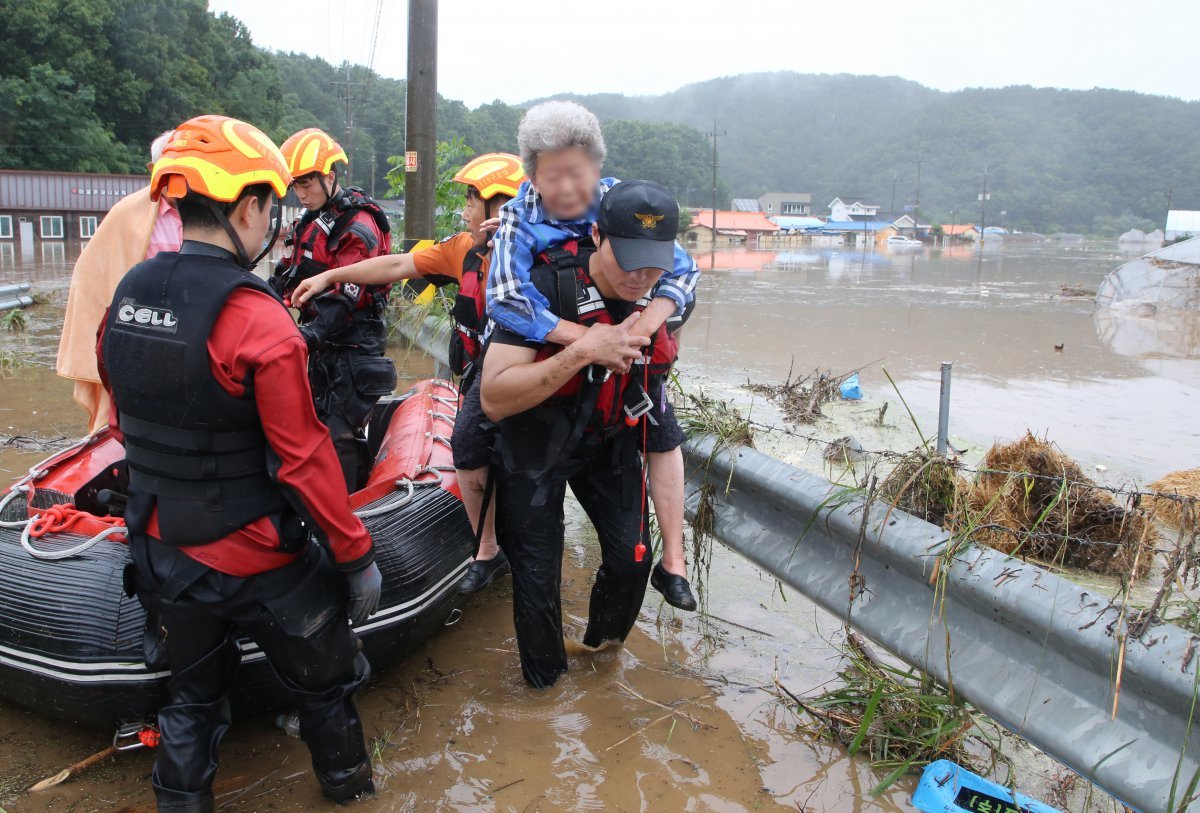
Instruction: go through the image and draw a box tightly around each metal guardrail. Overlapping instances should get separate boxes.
[0,282,33,313]
[397,317,1198,810]
[395,312,452,379]
[682,435,1200,813]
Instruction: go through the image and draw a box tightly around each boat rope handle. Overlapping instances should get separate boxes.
[431,379,459,393]
[428,410,456,427]
[430,395,459,410]
[20,519,127,561]
[424,432,454,450]
[0,485,31,528]
[354,479,416,518]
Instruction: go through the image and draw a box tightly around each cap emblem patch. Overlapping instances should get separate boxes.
[635,212,664,229]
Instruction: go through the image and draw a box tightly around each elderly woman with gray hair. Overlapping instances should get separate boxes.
[483,100,701,686]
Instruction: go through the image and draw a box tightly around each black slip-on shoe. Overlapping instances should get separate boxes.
[457,550,511,594]
[651,561,698,612]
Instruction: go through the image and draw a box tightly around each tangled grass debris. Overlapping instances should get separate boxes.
[968,433,1152,578]
[745,364,858,423]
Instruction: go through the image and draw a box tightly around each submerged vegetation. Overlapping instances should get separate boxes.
[785,633,1006,795]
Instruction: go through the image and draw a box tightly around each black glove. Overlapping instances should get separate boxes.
[346,562,383,626]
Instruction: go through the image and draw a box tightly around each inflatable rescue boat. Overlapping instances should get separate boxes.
[0,379,475,730]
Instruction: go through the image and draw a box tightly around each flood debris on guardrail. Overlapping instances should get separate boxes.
[681,432,1200,813]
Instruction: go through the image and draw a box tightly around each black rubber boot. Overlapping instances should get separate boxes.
[154,786,215,813]
[457,549,510,594]
[317,760,375,804]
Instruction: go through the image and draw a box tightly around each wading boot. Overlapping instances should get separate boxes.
[317,761,375,804]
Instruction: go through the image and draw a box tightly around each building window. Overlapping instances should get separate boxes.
[781,202,807,215]
[80,216,99,239]
[40,216,64,239]
[0,215,12,239]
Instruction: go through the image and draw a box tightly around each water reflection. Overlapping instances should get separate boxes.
[684,244,1200,481]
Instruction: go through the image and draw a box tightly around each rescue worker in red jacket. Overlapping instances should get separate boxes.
[98,115,381,811]
[479,180,681,688]
[289,153,525,594]
[271,128,397,490]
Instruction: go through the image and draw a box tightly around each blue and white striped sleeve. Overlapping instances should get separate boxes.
[651,242,701,314]
[486,205,559,343]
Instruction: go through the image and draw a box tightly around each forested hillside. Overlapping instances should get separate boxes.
[541,72,1200,234]
[0,0,714,204]
[3,0,1196,234]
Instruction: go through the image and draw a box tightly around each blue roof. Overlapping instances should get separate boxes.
[819,220,895,233]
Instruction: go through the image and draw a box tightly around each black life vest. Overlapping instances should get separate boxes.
[271,186,392,311]
[448,245,488,377]
[494,240,679,499]
[102,241,289,547]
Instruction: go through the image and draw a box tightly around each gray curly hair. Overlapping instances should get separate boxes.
[517,101,607,178]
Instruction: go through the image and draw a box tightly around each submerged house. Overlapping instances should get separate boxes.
[759,192,813,217]
[686,210,780,247]
[0,170,149,246]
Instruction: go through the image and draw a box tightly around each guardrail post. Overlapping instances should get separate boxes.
[936,361,952,455]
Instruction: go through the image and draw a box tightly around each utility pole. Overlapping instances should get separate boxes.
[978,165,990,249]
[404,0,438,240]
[369,152,377,198]
[331,61,365,181]
[913,152,922,238]
[706,121,725,255]
[948,209,956,248]
[890,170,898,214]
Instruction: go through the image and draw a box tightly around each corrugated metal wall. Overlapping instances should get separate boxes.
[0,171,149,213]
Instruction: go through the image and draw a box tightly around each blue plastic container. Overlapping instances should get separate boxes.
[912,760,1063,813]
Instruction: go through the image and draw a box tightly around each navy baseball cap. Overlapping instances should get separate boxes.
[597,180,679,273]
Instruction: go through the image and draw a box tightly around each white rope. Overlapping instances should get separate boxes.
[430,395,460,409]
[429,410,456,427]
[354,479,415,518]
[425,432,454,450]
[0,485,31,528]
[20,521,127,561]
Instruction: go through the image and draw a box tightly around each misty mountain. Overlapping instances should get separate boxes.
[534,72,1200,234]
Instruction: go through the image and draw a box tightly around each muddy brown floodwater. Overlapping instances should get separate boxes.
[3,240,1192,812]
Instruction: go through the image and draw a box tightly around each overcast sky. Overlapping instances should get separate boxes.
[209,0,1199,106]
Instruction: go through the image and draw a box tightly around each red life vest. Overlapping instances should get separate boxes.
[530,240,679,433]
[271,187,392,312]
[448,245,488,376]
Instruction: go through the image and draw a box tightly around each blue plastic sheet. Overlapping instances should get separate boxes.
[839,372,862,400]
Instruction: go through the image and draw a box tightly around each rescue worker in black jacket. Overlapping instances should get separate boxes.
[271,128,397,490]
[97,116,381,811]
[479,181,683,688]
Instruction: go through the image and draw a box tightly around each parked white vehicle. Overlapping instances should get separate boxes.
[887,234,923,247]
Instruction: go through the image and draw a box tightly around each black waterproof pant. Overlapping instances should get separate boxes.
[310,347,396,491]
[495,439,652,688]
[130,539,371,811]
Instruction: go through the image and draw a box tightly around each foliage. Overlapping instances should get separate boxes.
[545,72,1200,234]
[386,137,474,241]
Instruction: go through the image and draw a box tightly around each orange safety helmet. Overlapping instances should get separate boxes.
[453,153,526,201]
[280,128,349,179]
[150,115,291,203]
